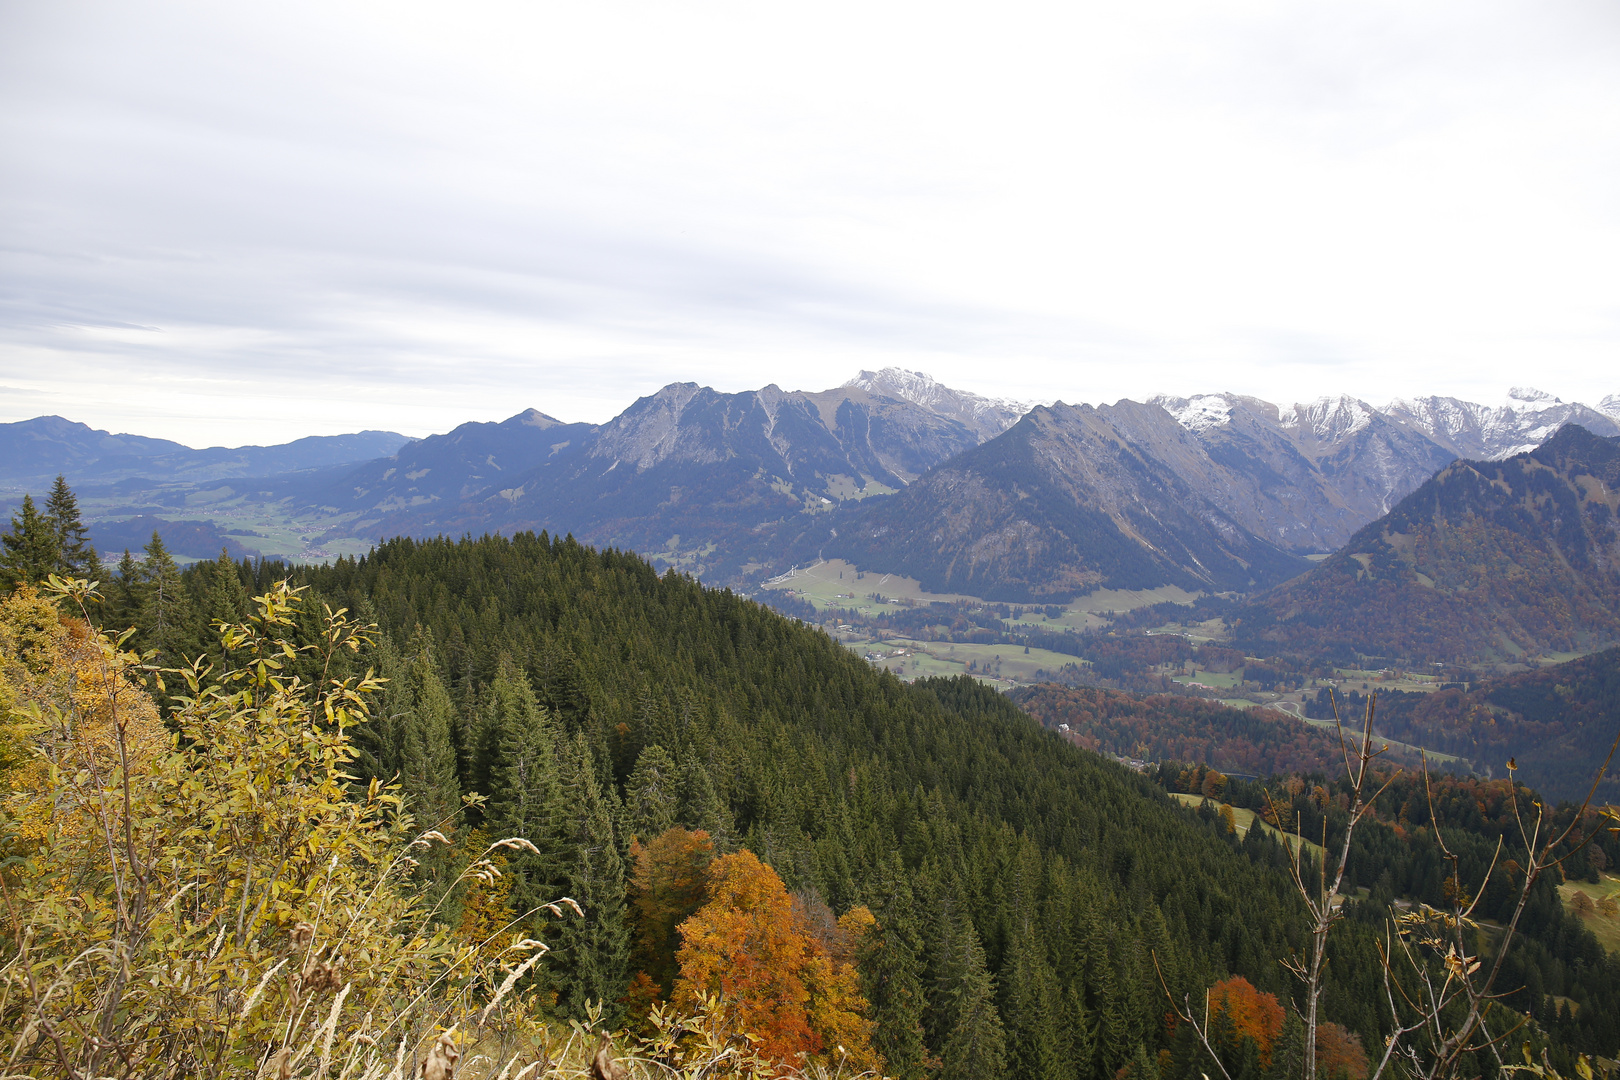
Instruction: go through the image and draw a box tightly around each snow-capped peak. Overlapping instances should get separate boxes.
[1150,393,1236,433]
[1280,396,1375,440]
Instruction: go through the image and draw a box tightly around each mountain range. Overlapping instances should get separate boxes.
[6,375,1619,622]
[0,415,412,490]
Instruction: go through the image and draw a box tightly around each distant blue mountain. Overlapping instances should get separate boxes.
[0,415,413,488]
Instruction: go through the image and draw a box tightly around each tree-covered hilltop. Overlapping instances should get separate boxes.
[83,530,1614,1078]
[103,531,1327,1077]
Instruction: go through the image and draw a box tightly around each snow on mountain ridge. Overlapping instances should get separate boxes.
[843,368,1036,441]
[1279,396,1376,441]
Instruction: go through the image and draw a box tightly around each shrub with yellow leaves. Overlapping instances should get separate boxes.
[0,578,568,1078]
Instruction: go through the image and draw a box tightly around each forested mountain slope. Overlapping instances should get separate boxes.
[75,530,1620,1072]
[1348,647,1620,804]
[1236,424,1620,663]
[241,533,1354,1075]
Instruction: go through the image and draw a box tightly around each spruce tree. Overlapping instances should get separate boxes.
[861,855,930,1079]
[43,475,101,578]
[676,744,732,840]
[1273,1011,1306,1080]
[483,658,566,925]
[624,744,679,842]
[397,638,463,835]
[108,549,143,629]
[550,732,630,1021]
[939,911,1008,1080]
[0,495,57,589]
[137,532,196,664]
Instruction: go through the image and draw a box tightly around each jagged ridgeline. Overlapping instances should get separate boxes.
[214,531,1372,1078]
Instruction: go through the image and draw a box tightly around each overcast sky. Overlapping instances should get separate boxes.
[2,1,1618,446]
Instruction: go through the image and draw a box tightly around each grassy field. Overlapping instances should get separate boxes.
[766,559,1202,632]
[1167,792,1324,860]
[843,636,1086,690]
[1558,874,1620,954]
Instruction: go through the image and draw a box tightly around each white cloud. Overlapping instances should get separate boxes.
[2,0,1618,444]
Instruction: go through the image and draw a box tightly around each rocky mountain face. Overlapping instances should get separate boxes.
[310,382,984,577]
[843,368,1035,443]
[0,416,412,489]
[1236,424,1620,663]
[1149,393,1456,552]
[1383,387,1620,459]
[820,400,1313,602]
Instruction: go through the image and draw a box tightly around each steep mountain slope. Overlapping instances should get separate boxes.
[842,367,1035,442]
[1149,393,1455,552]
[821,400,1312,601]
[319,383,983,577]
[1384,387,1620,460]
[1237,424,1620,663]
[0,415,411,488]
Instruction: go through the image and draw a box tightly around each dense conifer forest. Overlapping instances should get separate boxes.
[5,508,1618,1077]
[66,531,1608,1075]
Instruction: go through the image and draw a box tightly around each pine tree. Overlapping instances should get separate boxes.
[0,495,57,589]
[43,475,101,579]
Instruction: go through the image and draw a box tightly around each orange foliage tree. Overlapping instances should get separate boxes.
[1315,1021,1369,1080]
[674,849,878,1071]
[1208,976,1285,1066]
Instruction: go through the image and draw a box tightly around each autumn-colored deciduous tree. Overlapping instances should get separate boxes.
[1315,1021,1369,1080]
[629,826,715,994]
[1568,890,1596,918]
[1208,976,1285,1066]
[674,849,878,1071]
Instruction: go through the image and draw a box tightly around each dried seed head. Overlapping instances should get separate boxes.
[289,922,316,950]
[561,897,584,917]
[491,837,540,855]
